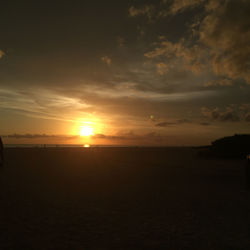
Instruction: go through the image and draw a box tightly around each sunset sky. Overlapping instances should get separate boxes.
[1,0,250,146]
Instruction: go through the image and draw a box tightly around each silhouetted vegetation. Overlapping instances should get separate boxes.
[199,134,250,158]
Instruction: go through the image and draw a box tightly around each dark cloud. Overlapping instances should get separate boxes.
[155,119,191,127]
[199,122,211,126]
[2,132,166,145]
[93,132,164,142]
[92,133,127,140]
[204,79,233,87]
[201,105,250,122]
[3,134,78,139]
[3,133,131,141]
[156,122,177,127]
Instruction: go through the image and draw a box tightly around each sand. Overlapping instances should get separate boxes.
[0,147,249,249]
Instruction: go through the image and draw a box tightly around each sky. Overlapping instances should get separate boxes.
[0,0,250,146]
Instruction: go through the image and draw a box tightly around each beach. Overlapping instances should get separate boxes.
[0,147,249,249]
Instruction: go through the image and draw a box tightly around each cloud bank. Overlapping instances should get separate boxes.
[143,0,250,85]
[202,104,250,122]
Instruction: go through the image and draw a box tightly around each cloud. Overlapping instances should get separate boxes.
[83,83,215,102]
[92,133,127,140]
[3,133,136,141]
[155,119,191,127]
[241,105,250,122]
[201,106,241,122]
[199,0,250,84]
[0,50,5,59]
[144,0,250,84]
[97,131,170,144]
[240,104,250,112]
[156,122,177,127]
[199,122,211,126]
[0,87,92,123]
[3,134,78,139]
[129,0,204,19]
[128,5,155,20]
[169,0,205,15]
[101,56,111,66]
[93,131,164,143]
[145,39,208,75]
[204,78,233,87]
[3,132,164,144]
[245,113,250,122]
[156,62,169,75]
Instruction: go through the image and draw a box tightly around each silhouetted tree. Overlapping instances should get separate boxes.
[211,134,250,158]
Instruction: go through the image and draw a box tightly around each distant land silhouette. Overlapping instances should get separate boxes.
[200,134,250,158]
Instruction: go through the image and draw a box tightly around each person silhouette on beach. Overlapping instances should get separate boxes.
[0,137,4,167]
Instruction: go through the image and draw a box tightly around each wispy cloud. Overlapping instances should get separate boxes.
[155,119,191,127]
[83,84,216,102]
[0,88,91,123]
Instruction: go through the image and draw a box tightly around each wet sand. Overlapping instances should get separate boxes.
[0,147,249,249]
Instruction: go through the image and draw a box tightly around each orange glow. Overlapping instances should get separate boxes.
[80,126,94,137]
[83,144,90,148]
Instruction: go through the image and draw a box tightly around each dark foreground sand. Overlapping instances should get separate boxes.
[0,147,249,249]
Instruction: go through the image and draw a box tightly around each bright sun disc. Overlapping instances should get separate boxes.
[80,126,94,136]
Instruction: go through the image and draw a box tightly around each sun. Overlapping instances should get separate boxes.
[80,126,94,137]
